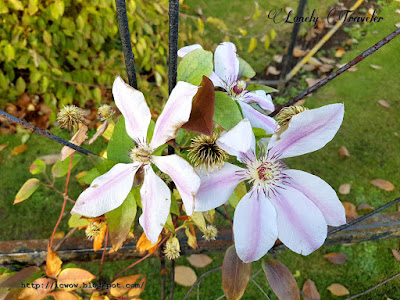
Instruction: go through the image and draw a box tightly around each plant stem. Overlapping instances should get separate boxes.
[270,27,400,116]
[98,228,109,282]
[115,0,138,88]
[169,259,175,300]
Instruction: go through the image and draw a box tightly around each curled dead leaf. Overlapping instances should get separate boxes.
[61,125,88,161]
[370,179,395,191]
[392,249,400,261]
[302,279,320,300]
[319,64,334,73]
[357,203,374,211]
[305,78,319,88]
[127,277,146,298]
[370,64,382,70]
[174,266,197,287]
[293,46,306,57]
[378,100,390,108]
[267,66,281,75]
[335,47,346,58]
[273,54,283,63]
[89,120,110,145]
[338,184,351,195]
[320,57,335,64]
[327,283,349,296]
[339,145,350,158]
[323,252,347,264]
[342,202,359,219]
[187,254,213,268]
[136,233,160,255]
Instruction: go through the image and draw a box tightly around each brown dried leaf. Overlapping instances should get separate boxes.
[320,57,335,64]
[174,266,197,287]
[339,145,350,158]
[293,46,306,57]
[185,227,198,249]
[267,66,281,75]
[89,120,109,145]
[50,291,78,300]
[305,78,319,88]
[319,64,334,73]
[357,203,374,211]
[327,283,349,296]
[308,57,322,67]
[222,245,252,300]
[378,100,391,108]
[0,144,8,151]
[396,23,400,28]
[38,154,61,165]
[370,179,395,191]
[182,76,215,136]
[46,247,63,277]
[0,266,40,288]
[338,184,351,195]
[302,64,316,71]
[61,125,88,161]
[273,54,283,63]
[323,252,347,264]
[342,202,359,218]
[263,257,300,300]
[187,254,213,268]
[11,144,28,156]
[392,249,400,261]
[57,268,96,291]
[110,274,141,297]
[335,47,346,58]
[302,279,320,300]
[370,64,382,70]
[136,233,160,255]
[127,277,146,298]
[17,278,55,300]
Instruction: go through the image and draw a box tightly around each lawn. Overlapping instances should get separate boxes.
[1,0,399,299]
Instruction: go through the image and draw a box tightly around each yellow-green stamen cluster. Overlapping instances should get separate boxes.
[129,145,152,164]
[164,236,180,260]
[202,225,218,241]
[85,222,101,241]
[188,133,228,172]
[98,104,114,121]
[275,105,308,127]
[57,105,84,130]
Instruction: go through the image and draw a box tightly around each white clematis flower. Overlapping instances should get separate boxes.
[178,42,276,134]
[194,103,346,262]
[71,76,201,243]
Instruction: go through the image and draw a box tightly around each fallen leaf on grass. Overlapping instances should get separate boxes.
[174,266,197,286]
[378,100,390,108]
[267,66,281,75]
[339,145,350,158]
[324,252,347,264]
[342,202,359,219]
[370,64,382,70]
[338,184,351,195]
[396,9,400,14]
[0,144,8,151]
[320,57,336,64]
[302,64,317,71]
[305,78,319,88]
[302,279,320,300]
[187,254,213,268]
[392,249,400,261]
[11,144,28,156]
[308,57,322,67]
[336,64,357,72]
[327,283,349,296]
[357,203,374,211]
[335,47,346,58]
[319,64,334,73]
[293,46,306,57]
[370,179,395,191]
[396,23,400,28]
[273,54,283,63]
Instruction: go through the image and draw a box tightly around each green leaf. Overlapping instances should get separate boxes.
[264,34,270,51]
[51,154,82,178]
[164,214,175,233]
[191,212,206,232]
[106,116,134,163]
[77,167,100,185]
[28,0,38,15]
[4,44,15,61]
[228,182,247,208]
[16,77,26,94]
[8,0,24,10]
[29,159,46,175]
[68,214,89,228]
[170,193,180,215]
[270,28,277,41]
[43,31,52,46]
[14,178,40,204]
[106,192,137,251]
[177,49,213,85]
[214,91,242,130]
[88,155,117,176]
[49,0,64,20]
[238,57,256,79]
[246,84,278,93]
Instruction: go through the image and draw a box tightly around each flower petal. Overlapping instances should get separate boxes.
[71,163,139,217]
[177,44,203,57]
[234,191,278,262]
[214,42,239,86]
[149,81,198,149]
[241,90,275,112]
[284,169,346,226]
[139,165,171,243]
[237,101,277,135]
[152,155,200,216]
[112,76,151,143]
[269,186,327,255]
[209,71,223,87]
[268,103,344,159]
[194,163,245,212]
[216,119,255,162]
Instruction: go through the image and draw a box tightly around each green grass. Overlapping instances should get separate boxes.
[1,0,400,299]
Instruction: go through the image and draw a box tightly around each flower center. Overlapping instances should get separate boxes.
[247,157,285,192]
[231,80,247,96]
[130,144,152,164]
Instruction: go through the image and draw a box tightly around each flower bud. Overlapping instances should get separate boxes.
[275,105,308,127]
[57,105,84,130]
[98,104,114,121]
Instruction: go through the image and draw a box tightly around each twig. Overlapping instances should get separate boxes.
[215,207,229,220]
[182,266,222,300]
[345,272,400,300]
[0,110,97,156]
[54,227,78,251]
[115,0,138,89]
[161,250,166,300]
[270,27,400,117]
[98,228,109,282]
[223,204,233,236]
[169,259,175,300]
[168,0,180,95]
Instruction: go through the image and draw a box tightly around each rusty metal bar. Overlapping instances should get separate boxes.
[1,212,400,265]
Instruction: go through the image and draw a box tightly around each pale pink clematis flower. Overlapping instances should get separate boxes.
[71,76,201,243]
[194,104,346,262]
[178,42,276,134]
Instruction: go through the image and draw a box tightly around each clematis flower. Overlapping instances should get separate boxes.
[194,104,346,262]
[71,76,201,243]
[178,42,276,134]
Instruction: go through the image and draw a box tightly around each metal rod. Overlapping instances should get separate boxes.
[115,0,138,89]
[168,0,180,95]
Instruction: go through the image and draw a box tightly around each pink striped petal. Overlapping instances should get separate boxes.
[284,169,346,226]
[139,165,171,243]
[177,44,203,57]
[234,191,278,262]
[194,163,245,212]
[241,90,275,112]
[152,155,200,216]
[268,103,344,159]
[216,119,255,162]
[237,101,277,135]
[214,42,239,86]
[71,163,140,217]
[269,186,327,255]
[112,76,151,143]
[149,81,198,149]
